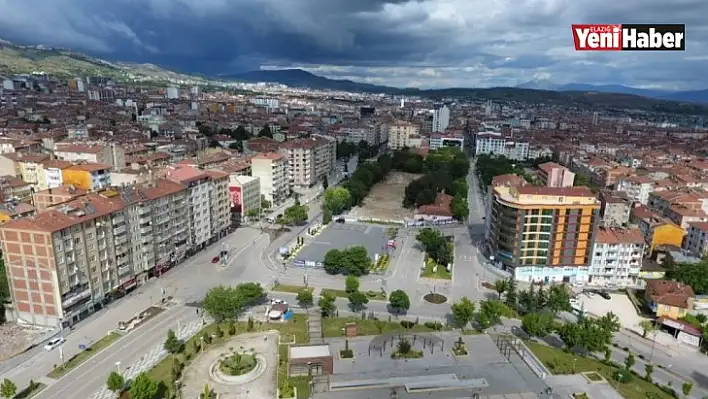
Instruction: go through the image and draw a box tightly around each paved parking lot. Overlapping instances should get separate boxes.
[577,292,644,333]
[294,223,389,263]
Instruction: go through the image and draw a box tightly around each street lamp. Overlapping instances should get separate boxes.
[615,373,622,390]
[115,361,121,373]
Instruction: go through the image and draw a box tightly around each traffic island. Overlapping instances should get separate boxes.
[47,331,121,379]
[423,293,448,304]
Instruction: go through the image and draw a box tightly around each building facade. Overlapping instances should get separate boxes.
[538,162,576,188]
[487,186,600,283]
[251,152,288,206]
[588,227,645,287]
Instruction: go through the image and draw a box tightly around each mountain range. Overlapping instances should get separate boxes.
[516,79,708,103]
[1,38,708,114]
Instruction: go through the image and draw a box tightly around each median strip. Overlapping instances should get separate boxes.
[47,331,121,379]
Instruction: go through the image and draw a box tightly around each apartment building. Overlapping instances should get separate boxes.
[684,222,708,257]
[432,105,450,132]
[629,207,685,255]
[615,176,655,205]
[0,194,123,327]
[41,160,73,189]
[387,121,421,150]
[228,175,261,217]
[33,185,87,212]
[474,132,530,160]
[280,135,336,189]
[598,190,632,227]
[0,202,36,224]
[0,175,32,203]
[429,133,465,151]
[0,153,50,192]
[538,162,575,188]
[165,165,230,249]
[588,227,645,287]
[251,152,288,205]
[54,143,126,169]
[62,163,112,191]
[487,186,600,283]
[205,170,231,240]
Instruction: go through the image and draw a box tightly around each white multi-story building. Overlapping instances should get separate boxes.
[615,176,654,205]
[684,222,708,257]
[474,132,529,160]
[165,165,213,250]
[251,97,280,109]
[251,152,288,206]
[589,227,645,287]
[432,105,450,132]
[166,87,179,99]
[387,121,421,150]
[429,133,464,150]
[280,135,336,189]
[41,160,72,189]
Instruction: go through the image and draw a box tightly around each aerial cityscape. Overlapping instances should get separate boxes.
[0,4,708,399]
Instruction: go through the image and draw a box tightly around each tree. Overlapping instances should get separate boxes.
[493,279,507,300]
[624,352,635,370]
[479,300,513,329]
[258,125,273,138]
[261,195,272,210]
[415,228,453,266]
[348,291,369,311]
[557,322,583,351]
[129,372,159,399]
[504,278,518,311]
[345,276,360,294]
[323,187,352,215]
[164,329,182,354]
[245,208,260,219]
[682,381,693,397]
[644,364,654,381]
[322,175,329,190]
[0,379,17,399]
[389,290,410,314]
[228,141,243,152]
[284,204,309,225]
[202,285,243,322]
[318,292,337,317]
[640,320,656,338]
[665,260,708,294]
[323,208,332,224]
[323,249,345,274]
[546,284,571,314]
[235,282,266,306]
[106,371,125,395]
[597,312,621,333]
[451,297,476,330]
[450,194,468,220]
[521,312,555,338]
[296,290,313,308]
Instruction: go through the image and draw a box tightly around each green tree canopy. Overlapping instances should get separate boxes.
[345,276,360,293]
[296,290,313,308]
[478,299,513,329]
[257,126,273,138]
[451,297,476,330]
[284,204,309,225]
[389,290,411,314]
[323,187,352,215]
[106,371,125,393]
[129,373,159,399]
[416,228,453,266]
[521,312,555,338]
[323,247,371,276]
[0,378,17,399]
[348,291,369,311]
[163,328,182,354]
[202,283,265,321]
[318,291,337,317]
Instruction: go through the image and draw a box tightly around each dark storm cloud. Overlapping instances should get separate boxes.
[0,0,706,88]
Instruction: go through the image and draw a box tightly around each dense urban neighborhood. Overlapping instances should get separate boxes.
[0,71,707,399]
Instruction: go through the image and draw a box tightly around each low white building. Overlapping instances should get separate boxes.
[588,227,645,287]
[615,176,654,205]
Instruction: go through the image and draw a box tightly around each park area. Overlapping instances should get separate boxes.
[294,223,390,266]
[348,171,422,221]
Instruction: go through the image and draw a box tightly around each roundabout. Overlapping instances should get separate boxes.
[211,351,268,385]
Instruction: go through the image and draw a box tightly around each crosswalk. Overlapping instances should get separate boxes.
[89,319,204,399]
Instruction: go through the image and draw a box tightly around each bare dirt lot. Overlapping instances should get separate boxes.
[0,323,48,361]
[348,172,422,220]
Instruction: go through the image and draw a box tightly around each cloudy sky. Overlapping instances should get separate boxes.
[0,0,706,90]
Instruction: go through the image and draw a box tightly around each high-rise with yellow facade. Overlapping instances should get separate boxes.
[487,185,600,284]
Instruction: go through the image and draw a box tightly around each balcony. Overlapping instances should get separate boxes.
[115,235,128,245]
[61,288,91,308]
[112,215,125,224]
[114,225,127,235]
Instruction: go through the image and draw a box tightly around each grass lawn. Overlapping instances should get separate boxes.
[148,315,310,397]
[420,258,452,280]
[525,341,674,399]
[321,288,387,301]
[47,332,121,378]
[273,284,313,294]
[322,317,450,338]
[278,345,311,398]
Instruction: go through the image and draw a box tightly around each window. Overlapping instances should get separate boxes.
[87,232,93,239]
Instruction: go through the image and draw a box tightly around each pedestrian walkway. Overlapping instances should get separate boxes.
[307,309,324,344]
[88,319,204,399]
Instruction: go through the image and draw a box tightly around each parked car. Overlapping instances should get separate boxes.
[336,218,345,224]
[271,299,287,305]
[211,256,220,264]
[599,291,611,300]
[44,337,65,351]
[585,291,596,299]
